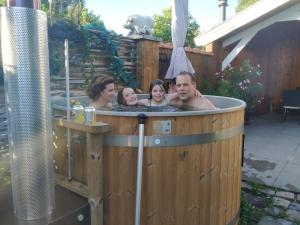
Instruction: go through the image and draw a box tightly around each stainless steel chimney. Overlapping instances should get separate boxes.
[218,0,228,22]
[0,0,55,220]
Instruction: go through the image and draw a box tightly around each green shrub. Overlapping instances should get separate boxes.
[216,60,264,112]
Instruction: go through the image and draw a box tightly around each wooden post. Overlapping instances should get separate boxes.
[54,119,110,225]
[87,133,104,225]
[135,35,160,92]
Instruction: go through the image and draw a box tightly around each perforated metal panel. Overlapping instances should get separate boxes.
[1,7,55,220]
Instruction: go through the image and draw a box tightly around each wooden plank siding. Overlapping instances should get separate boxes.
[136,39,160,92]
[231,21,300,111]
[159,46,219,88]
[50,31,137,91]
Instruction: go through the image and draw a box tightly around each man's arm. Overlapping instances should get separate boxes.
[195,96,217,110]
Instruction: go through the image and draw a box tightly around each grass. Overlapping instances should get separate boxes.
[239,181,296,225]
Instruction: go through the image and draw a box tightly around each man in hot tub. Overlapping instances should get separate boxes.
[170,71,216,110]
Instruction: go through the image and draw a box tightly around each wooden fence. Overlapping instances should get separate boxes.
[159,43,219,86]
[50,33,219,94]
[51,30,137,93]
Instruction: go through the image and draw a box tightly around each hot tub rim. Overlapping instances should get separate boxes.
[52,95,246,117]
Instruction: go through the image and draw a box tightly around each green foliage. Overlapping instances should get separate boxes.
[186,16,200,48]
[236,0,259,12]
[239,191,258,225]
[0,0,5,6]
[153,7,200,48]
[48,20,87,76]
[43,0,138,88]
[80,8,102,25]
[41,0,100,26]
[47,19,138,88]
[199,60,264,113]
[83,23,138,88]
[198,78,217,95]
[153,8,172,42]
[247,180,268,194]
[216,60,264,112]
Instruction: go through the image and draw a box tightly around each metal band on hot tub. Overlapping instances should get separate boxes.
[103,125,244,147]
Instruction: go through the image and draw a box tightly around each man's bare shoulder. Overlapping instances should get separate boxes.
[193,96,216,110]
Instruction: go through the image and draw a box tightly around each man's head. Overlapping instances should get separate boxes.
[175,71,196,102]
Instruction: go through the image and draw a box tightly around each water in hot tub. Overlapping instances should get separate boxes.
[111,105,178,112]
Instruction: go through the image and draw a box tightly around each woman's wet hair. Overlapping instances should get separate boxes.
[87,75,115,101]
[148,79,167,100]
[117,87,130,105]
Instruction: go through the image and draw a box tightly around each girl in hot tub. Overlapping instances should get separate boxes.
[140,79,202,107]
[117,80,173,107]
[144,79,177,106]
[117,87,147,106]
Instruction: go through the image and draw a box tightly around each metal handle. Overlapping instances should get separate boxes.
[134,114,147,225]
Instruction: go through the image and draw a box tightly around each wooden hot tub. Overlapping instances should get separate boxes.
[52,95,245,225]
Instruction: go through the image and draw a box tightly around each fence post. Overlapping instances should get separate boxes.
[135,36,160,92]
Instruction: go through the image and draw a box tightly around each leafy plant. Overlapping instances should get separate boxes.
[153,7,200,48]
[198,78,217,95]
[82,23,138,88]
[215,60,264,113]
[239,191,258,225]
[46,10,138,88]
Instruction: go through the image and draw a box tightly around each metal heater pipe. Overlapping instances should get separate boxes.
[218,0,228,23]
[134,113,147,225]
[6,0,40,9]
[1,6,55,220]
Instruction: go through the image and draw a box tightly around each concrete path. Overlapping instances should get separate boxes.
[243,112,300,192]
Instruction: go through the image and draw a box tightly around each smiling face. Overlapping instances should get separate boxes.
[175,74,196,102]
[122,87,138,106]
[100,82,116,103]
[151,84,166,103]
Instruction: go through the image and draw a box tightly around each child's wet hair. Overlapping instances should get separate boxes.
[148,79,167,100]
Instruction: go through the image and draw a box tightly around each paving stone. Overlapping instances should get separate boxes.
[258,216,280,225]
[275,191,295,201]
[277,219,298,225]
[297,194,300,202]
[286,209,300,221]
[272,197,291,209]
[244,192,266,207]
[288,202,300,212]
[260,188,276,196]
[257,216,297,225]
[265,206,280,216]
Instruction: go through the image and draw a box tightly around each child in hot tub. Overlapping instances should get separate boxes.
[139,79,202,107]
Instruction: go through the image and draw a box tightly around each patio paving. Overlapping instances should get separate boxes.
[243,112,300,192]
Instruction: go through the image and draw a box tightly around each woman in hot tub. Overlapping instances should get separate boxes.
[87,75,116,110]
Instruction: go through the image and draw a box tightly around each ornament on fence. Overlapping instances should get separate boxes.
[123,15,153,36]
